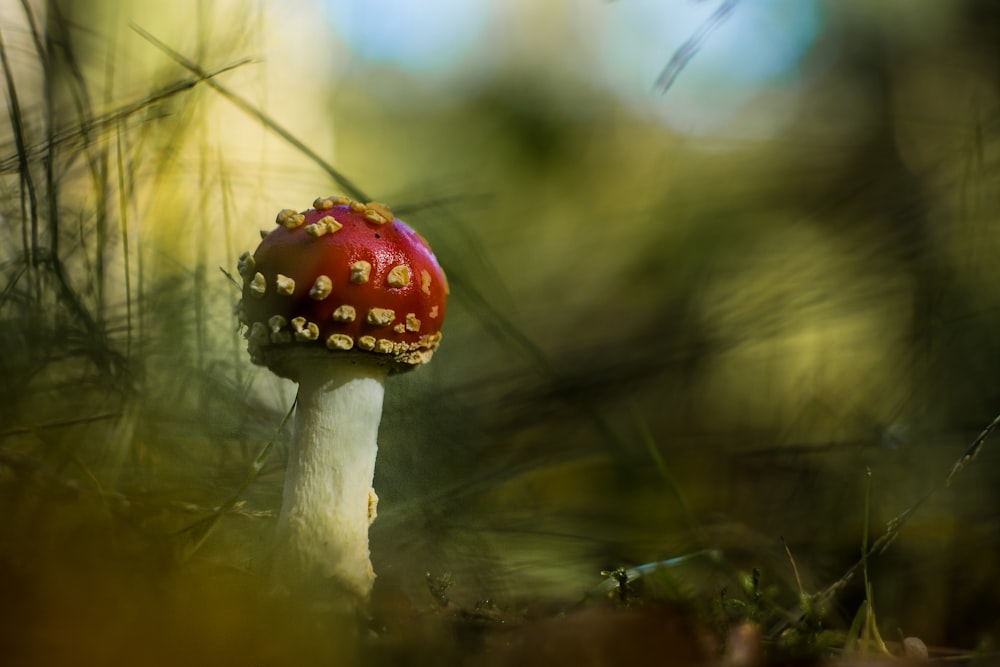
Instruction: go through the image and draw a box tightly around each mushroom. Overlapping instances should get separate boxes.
[236,196,447,601]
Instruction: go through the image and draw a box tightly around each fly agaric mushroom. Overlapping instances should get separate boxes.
[236,195,447,601]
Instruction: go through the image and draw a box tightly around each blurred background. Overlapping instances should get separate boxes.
[1,0,999,663]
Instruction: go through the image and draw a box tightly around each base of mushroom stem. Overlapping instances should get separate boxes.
[267,540,380,608]
[267,569,376,615]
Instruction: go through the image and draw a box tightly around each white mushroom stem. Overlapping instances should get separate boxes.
[271,359,389,600]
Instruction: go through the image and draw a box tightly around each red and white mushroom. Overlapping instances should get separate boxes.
[236,195,447,601]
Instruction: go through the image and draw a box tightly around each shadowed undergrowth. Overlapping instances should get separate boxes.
[1,1,1000,664]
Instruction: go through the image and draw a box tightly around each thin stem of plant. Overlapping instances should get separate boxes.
[130,23,370,203]
[816,411,1000,608]
[178,397,297,560]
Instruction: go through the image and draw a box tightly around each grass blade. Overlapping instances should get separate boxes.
[129,22,371,202]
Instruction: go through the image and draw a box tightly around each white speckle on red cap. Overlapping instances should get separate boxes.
[367,308,395,327]
[292,317,320,341]
[326,333,354,350]
[387,265,410,288]
[350,261,372,284]
[249,272,266,297]
[276,274,295,295]
[310,275,333,300]
[332,304,356,322]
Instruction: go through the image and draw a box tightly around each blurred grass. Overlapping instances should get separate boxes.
[1,0,999,663]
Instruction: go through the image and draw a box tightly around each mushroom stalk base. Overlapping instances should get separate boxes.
[271,360,388,602]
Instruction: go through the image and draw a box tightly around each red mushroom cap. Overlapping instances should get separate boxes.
[237,196,447,377]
